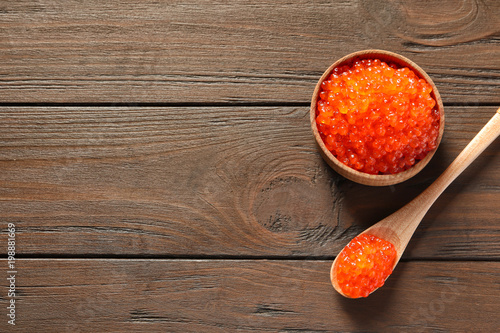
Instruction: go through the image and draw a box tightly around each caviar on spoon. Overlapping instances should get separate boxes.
[331,108,500,298]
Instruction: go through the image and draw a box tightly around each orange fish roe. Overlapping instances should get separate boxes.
[335,234,397,298]
[316,59,440,174]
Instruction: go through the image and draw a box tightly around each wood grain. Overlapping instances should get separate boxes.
[1,2,498,332]
[0,0,499,103]
[1,259,498,332]
[1,105,498,258]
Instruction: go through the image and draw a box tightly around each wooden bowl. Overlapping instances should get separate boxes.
[310,50,445,186]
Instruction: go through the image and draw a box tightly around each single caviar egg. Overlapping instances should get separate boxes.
[334,234,397,298]
[316,59,440,174]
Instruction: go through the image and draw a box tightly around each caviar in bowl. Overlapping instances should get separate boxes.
[310,50,444,186]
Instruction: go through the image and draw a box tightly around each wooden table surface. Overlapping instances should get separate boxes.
[1,1,499,332]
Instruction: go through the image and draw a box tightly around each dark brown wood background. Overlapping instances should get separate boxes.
[1,0,499,331]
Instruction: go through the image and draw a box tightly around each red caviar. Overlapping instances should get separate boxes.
[334,234,397,298]
[316,59,440,174]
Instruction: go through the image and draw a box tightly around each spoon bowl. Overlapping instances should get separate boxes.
[331,107,500,298]
[311,50,445,186]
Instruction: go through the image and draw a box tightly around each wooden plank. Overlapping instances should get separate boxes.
[1,259,498,332]
[1,105,499,258]
[1,0,499,103]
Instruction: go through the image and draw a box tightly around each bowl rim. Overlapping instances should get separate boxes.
[310,49,445,186]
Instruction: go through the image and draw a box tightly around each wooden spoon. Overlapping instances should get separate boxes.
[331,107,500,298]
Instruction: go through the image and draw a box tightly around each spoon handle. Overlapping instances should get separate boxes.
[368,108,500,253]
[417,108,500,211]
